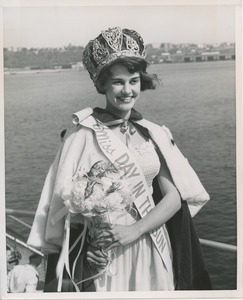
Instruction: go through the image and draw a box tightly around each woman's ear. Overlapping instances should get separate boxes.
[95,83,106,95]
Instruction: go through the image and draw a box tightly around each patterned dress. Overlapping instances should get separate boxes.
[93,134,175,291]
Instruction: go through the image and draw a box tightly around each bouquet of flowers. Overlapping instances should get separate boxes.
[58,160,135,284]
[61,160,134,226]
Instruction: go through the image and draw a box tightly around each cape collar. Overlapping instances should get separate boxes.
[92,107,143,124]
[92,107,151,140]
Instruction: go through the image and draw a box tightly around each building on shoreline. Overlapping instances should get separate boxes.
[148,43,235,64]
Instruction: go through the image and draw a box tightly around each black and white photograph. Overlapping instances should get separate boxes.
[1,1,242,299]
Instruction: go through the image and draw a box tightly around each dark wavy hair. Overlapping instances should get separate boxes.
[95,57,159,95]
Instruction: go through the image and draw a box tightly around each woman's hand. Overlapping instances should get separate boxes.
[86,244,108,269]
[92,224,141,251]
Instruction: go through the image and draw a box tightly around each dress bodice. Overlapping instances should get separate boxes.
[129,139,160,189]
[109,122,161,190]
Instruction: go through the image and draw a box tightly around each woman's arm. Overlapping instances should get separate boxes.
[94,154,181,250]
[132,154,181,237]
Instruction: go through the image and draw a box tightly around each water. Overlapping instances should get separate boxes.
[4,61,237,290]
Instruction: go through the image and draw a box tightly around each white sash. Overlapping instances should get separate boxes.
[80,116,173,276]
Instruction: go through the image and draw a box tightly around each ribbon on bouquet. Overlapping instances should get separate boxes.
[53,210,122,291]
[74,247,118,287]
[55,213,88,292]
[80,116,173,278]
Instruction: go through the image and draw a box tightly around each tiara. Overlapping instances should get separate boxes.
[82,27,147,82]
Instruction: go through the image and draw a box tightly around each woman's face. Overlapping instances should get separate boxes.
[104,63,141,118]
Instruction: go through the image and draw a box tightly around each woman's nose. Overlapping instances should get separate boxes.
[122,82,131,94]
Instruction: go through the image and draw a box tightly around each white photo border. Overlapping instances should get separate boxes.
[0,0,242,299]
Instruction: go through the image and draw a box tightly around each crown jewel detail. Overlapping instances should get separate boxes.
[93,40,110,64]
[101,27,123,52]
[124,33,140,53]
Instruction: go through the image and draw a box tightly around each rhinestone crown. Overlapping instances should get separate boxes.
[82,27,147,83]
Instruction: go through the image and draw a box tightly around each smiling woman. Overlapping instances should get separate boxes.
[27,26,212,292]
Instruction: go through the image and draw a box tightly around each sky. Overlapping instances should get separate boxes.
[3,5,236,48]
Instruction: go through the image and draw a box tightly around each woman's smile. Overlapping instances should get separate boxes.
[119,97,132,101]
[117,96,133,103]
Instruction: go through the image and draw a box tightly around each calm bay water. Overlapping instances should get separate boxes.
[4,61,237,290]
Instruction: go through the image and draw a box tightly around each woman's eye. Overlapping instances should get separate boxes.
[130,78,140,85]
[111,80,123,85]
[111,78,140,86]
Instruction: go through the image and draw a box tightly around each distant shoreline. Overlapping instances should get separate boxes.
[4,59,234,76]
[4,69,63,75]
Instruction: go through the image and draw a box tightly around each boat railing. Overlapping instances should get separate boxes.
[6,208,237,253]
[6,233,44,257]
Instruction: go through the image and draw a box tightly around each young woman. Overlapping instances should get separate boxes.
[27,27,212,292]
